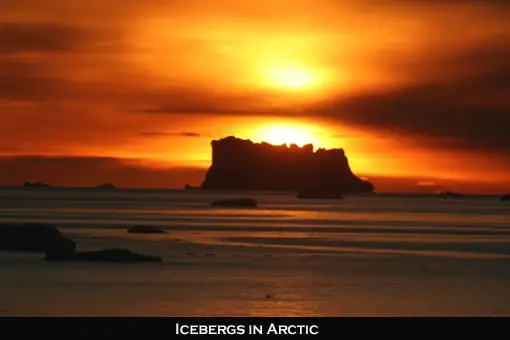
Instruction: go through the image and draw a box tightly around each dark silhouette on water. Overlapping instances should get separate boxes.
[95,183,116,190]
[501,194,510,201]
[440,191,465,197]
[0,223,161,263]
[0,223,74,252]
[211,198,258,207]
[127,225,166,234]
[24,181,51,188]
[201,136,374,196]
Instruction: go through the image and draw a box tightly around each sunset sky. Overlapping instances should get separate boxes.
[1,0,509,193]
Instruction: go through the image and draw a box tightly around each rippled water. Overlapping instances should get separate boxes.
[1,187,509,316]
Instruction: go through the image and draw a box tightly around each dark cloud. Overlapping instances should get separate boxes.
[139,132,174,137]
[316,85,509,149]
[0,76,64,102]
[0,57,90,101]
[0,49,278,105]
[131,88,284,116]
[0,156,206,188]
[304,42,510,152]
[0,22,88,53]
[0,49,119,102]
[0,20,127,101]
[0,60,272,105]
[181,132,204,137]
[134,107,286,116]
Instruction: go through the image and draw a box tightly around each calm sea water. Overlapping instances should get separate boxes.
[1,187,509,316]
[0,187,508,230]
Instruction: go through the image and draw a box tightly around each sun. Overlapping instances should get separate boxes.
[264,65,317,90]
[253,124,319,147]
[269,67,314,89]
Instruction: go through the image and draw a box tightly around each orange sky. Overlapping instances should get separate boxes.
[1,0,509,192]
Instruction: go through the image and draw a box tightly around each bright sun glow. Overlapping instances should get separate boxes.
[265,66,316,89]
[253,124,319,147]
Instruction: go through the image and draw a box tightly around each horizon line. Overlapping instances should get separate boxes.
[0,184,506,196]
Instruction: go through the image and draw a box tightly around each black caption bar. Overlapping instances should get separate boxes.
[0,316,503,338]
